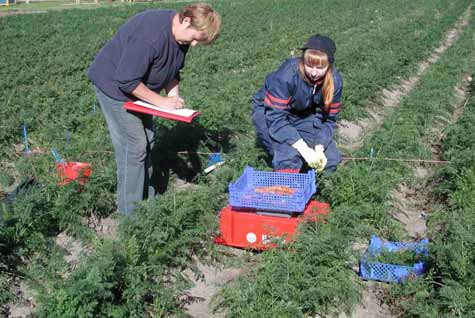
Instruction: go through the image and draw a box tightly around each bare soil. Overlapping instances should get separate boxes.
[55,231,93,266]
[183,257,243,318]
[5,280,36,318]
[87,214,120,240]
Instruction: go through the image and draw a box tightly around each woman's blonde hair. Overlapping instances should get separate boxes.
[179,3,221,45]
[299,49,334,112]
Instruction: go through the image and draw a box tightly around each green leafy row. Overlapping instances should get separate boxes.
[389,66,475,316]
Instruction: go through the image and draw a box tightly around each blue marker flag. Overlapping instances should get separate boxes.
[50,148,65,163]
[23,123,30,153]
[207,153,223,167]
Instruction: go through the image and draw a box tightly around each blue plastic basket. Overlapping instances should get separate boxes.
[359,235,429,283]
[229,166,316,213]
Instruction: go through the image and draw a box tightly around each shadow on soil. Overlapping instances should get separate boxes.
[152,122,232,194]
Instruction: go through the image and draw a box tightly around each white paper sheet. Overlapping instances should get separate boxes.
[134,101,197,117]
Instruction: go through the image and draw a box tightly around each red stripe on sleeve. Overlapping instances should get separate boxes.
[264,97,288,109]
[265,92,291,105]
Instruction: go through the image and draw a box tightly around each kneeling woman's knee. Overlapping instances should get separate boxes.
[325,142,342,171]
[324,146,342,172]
[272,146,302,170]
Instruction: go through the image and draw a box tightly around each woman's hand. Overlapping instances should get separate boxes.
[292,139,320,169]
[313,145,327,172]
[161,96,185,109]
[131,82,185,110]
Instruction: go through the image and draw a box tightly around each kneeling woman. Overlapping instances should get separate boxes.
[252,34,343,173]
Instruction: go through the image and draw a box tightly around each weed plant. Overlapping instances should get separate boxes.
[373,250,428,266]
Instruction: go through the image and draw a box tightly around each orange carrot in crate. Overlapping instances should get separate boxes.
[254,185,296,195]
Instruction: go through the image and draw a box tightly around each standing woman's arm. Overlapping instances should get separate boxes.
[131,82,184,109]
[114,36,184,109]
[165,79,180,97]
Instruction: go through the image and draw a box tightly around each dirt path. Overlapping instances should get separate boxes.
[5,281,36,318]
[0,10,47,17]
[390,74,471,238]
[183,257,243,318]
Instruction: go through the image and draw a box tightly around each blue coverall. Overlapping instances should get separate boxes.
[252,58,343,172]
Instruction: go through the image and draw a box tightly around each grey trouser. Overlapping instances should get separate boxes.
[94,86,155,214]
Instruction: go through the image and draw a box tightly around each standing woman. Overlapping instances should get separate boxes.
[88,4,221,214]
[252,34,343,173]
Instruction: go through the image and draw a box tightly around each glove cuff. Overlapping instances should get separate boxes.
[292,139,308,152]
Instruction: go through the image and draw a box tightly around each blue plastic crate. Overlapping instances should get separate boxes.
[229,166,316,213]
[359,235,429,283]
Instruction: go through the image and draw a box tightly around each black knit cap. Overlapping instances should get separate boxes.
[301,34,336,64]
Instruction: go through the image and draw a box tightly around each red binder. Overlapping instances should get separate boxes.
[123,101,200,123]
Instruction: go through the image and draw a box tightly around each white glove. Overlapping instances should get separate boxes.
[314,144,327,172]
[292,139,320,169]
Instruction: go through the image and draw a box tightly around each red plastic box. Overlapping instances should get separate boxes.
[214,200,329,250]
[56,162,91,186]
